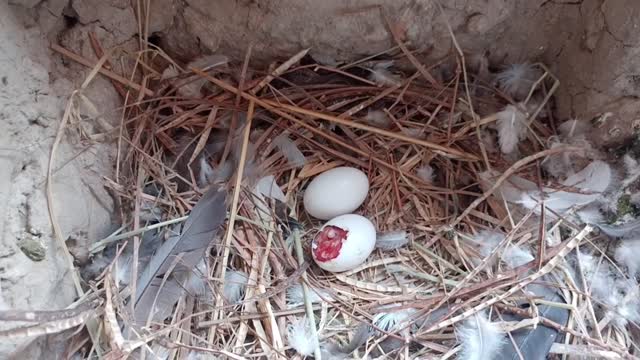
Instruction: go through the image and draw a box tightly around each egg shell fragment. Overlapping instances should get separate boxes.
[303,167,369,220]
[312,214,376,272]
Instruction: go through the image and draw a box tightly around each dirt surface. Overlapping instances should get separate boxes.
[1,0,640,356]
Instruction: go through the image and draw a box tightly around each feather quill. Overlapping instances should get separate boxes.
[496,104,528,154]
[457,312,505,360]
[375,230,409,250]
[133,188,226,326]
[273,132,306,168]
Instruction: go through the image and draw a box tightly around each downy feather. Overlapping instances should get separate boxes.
[543,119,594,178]
[401,127,424,139]
[496,63,541,100]
[273,132,306,168]
[615,239,640,278]
[376,230,409,250]
[373,307,416,333]
[369,61,401,87]
[473,230,533,268]
[286,284,332,307]
[416,164,435,184]
[364,109,391,128]
[186,351,218,360]
[456,312,505,360]
[609,279,640,328]
[223,270,249,304]
[496,104,528,154]
[197,154,216,188]
[287,317,319,356]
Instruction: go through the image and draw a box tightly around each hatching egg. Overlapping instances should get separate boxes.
[312,214,376,272]
[303,167,369,220]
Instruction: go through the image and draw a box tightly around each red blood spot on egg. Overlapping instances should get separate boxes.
[313,225,349,262]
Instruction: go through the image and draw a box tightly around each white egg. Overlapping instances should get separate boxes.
[312,214,376,272]
[303,167,369,220]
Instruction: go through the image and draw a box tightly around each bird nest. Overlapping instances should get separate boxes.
[27,28,640,360]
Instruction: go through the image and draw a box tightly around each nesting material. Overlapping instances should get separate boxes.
[45,32,640,360]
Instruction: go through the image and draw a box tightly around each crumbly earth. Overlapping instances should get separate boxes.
[2,0,640,356]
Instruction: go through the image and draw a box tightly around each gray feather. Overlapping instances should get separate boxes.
[495,275,569,360]
[596,219,640,237]
[133,188,226,325]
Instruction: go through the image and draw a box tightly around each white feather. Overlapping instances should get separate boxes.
[496,63,541,100]
[364,109,391,128]
[543,120,594,178]
[197,155,216,188]
[615,239,640,278]
[223,270,249,304]
[577,252,614,305]
[610,279,640,328]
[541,160,612,212]
[416,164,435,184]
[286,284,333,307]
[186,351,218,360]
[273,132,306,168]
[558,119,590,138]
[473,230,533,268]
[184,260,209,298]
[373,307,416,332]
[114,253,132,286]
[492,161,612,215]
[369,61,401,87]
[376,230,409,250]
[287,317,319,356]
[496,104,528,154]
[542,138,574,178]
[456,312,505,360]
[623,154,640,188]
[576,206,605,225]
[474,230,506,258]
[502,245,534,268]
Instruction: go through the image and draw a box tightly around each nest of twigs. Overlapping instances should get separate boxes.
[36,29,639,360]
